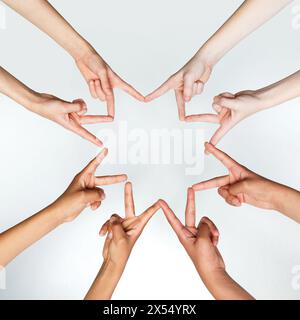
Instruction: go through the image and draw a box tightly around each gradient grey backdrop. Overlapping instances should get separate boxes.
[0,0,300,299]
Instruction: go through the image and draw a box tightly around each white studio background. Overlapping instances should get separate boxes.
[1,0,300,300]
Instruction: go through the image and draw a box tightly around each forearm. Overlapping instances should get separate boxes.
[201,270,254,300]
[2,0,93,60]
[85,259,126,300]
[255,70,300,110]
[273,183,300,223]
[197,0,292,65]
[0,204,63,267]
[0,66,42,110]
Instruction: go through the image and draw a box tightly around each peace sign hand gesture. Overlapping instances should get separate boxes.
[99,182,160,265]
[145,54,215,122]
[193,143,281,210]
[76,50,145,120]
[54,148,127,223]
[159,189,224,276]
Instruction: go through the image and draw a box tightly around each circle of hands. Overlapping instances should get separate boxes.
[43,48,281,276]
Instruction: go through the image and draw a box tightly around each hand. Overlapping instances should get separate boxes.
[193,143,281,210]
[208,90,264,146]
[99,182,160,265]
[75,50,145,119]
[159,189,224,276]
[54,148,127,223]
[145,54,216,122]
[32,93,112,146]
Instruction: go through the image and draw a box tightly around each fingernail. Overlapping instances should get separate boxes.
[101,193,106,200]
[108,232,113,239]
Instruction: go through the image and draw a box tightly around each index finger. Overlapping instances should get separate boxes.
[159,200,185,238]
[185,188,196,228]
[145,77,175,102]
[117,78,145,102]
[82,148,108,174]
[192,175,230,191]
[69,121,103,147]
[124,182,135,217]
[205,143,239,170]
[175,89,186,121]
[95,174,127,186]
[139,201,161,225]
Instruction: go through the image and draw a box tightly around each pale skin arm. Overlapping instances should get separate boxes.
[193,143,300,224]
[204,70,300,146]
[0,149,127,267]
[159,191,254,300]
[2,0,144,116]
[146,0,292,121]
[85,182,160,300]
[0,66,114,146]
[2,0,89,60]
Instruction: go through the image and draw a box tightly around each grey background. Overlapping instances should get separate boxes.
[0,0,300,299]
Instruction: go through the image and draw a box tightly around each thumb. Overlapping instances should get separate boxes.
[197,219,212,242]
[83,188,105,204]
[227,181,248,196]
[64,100,87,114]
[183,75,194,101]
[214,96,237,109]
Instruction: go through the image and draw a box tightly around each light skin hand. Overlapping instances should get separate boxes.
[145,54,215,122]
[31,94,108,147]
[193,143,300,223]
[203,70,300,146]
[2,0,144,119]
[0,67,106,146]
[85,182,160,300]
[75,50,145,119]
[0,148,127,267]
[208,91,263,146]
[145,0,291,121]
[159,190,253,300]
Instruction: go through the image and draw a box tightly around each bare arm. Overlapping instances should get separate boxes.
[2,0,90,59]
[0,150,127,267]
[199,0,293,65]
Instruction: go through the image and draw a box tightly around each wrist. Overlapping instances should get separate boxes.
[73,41,96,63]
[15,87,43,113]
[271,183,300,214]
[195,41,223,67]
[254,86,282,111]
